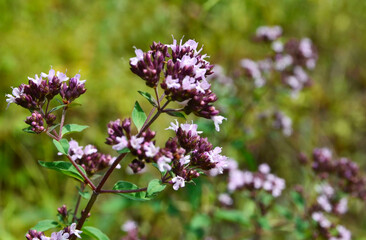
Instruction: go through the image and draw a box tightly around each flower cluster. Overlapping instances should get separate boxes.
[227,163,286,198]
[311,212,351,240]
[121,220,141,240]
[66,139,118,176]
[106,119,227,190]
[241,26,317,97]
[105,118,157,173]
[130,37,226,124]
[5,67,86,133]
[311,148,366,201]
[312,183,348,215]
[273,111,293,136]
[25,223,82,240]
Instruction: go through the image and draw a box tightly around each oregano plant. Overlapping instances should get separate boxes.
[6,37,228,240]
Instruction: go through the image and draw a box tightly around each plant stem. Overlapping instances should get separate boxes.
[66,155,96,190]
[72,183,85,222]
[99,187,147,194]
[71,100,170,238]
[58,107,67,139]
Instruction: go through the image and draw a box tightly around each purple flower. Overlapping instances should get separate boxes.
[130,136,144,150]
[112,136,128,151]
[143,141,160,158]
[130,47,144,66]
[172,176,185,190]
[211,115,227,132]
[69,223,82,238]
[157,155,172,172]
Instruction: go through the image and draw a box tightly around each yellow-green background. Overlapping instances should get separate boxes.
[1,0,366,239]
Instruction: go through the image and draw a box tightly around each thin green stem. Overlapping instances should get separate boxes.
[72,183,85,222]
[99,187,147,194]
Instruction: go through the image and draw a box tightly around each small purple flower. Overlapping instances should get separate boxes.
[112,136,128,151]
[69,223,82,238]
[130,135,144,150]
[157,155,172,172]
[211,115,227,132]
[172,176,185,190]
[5,87,23,108]
[144,141,160,158]
[130,47,144,66]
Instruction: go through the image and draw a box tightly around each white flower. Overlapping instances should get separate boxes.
[182,76,196,90]
[180,121,202,135]
[165,75,181,89]
[41,67,55,81]
[337,225,351,240]
[68,139,84,161]
[196,79,210,93]
[56,71,69,82]
[228,169,246,192]
[211,115,227,132]
[157,156,172,172]
[179,155,190,165]
[166,119,179,132]
[144,142,160,158]
[258,163,270,174]
[335,198,348,215]
[121,220,137,232]
[73,73,86,85]
[112,136,128,151]
[5,87,23,109]
[172,176,185,190]
[28,74,43,86]
[84,145,97,155]
[299,38,313,58]
[317,195,332,212]
[130,135,144,150]
[218,193,233,206]
[272,40,283,52]
[130,47,144,66]
[69,223,82,238]
[275,54,293,71]
[179,55,197,68]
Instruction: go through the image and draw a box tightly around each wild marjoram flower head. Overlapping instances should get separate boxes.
[25,223,82,240]
[106,119,228,190]
[129,36,226,128]
[5,67,86,134]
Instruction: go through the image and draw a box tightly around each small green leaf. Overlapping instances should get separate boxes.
[31,219,59,232]
[257,216,271,230]
[147,179,166,197]
[22,126,35,134]
[165,111,186,119]
[78,187,91,199]
[49,104,67,113]
[82,226,110,240]
[117,148,130,154]
[47,124,60,132]
[62,124,89,136]
[132,101,147,131]
[138,90,157,107]
[38,161,86,182]
[291,191,305,209]
[112,181,150,201]
[53,139,70,155]
[214,209,249,225]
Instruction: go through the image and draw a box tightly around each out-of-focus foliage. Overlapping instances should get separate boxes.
[2,0,366,239]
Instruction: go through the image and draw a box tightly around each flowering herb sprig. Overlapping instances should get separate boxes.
[6,37,227,239]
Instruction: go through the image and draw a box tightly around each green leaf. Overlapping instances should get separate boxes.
[291,191,305,209]
[38,161,86,182]
[165,111,186,119]
[62,124,89,136]
[257,216,271,230]
[112,181,150,201]
[49,104,67,113]
[132,101,147,131]
[214,209,249,225]
[52,139,69,155]
[47,124,60,133]
[82,226,110,240]
[22,126,35,134]
[31,219,59,232]
[77,187,91,199]
[138,90,157,107]
[117,148,130,154]
[147,179,166,197]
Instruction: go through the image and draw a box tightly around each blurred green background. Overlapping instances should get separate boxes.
[1,0,366,239]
